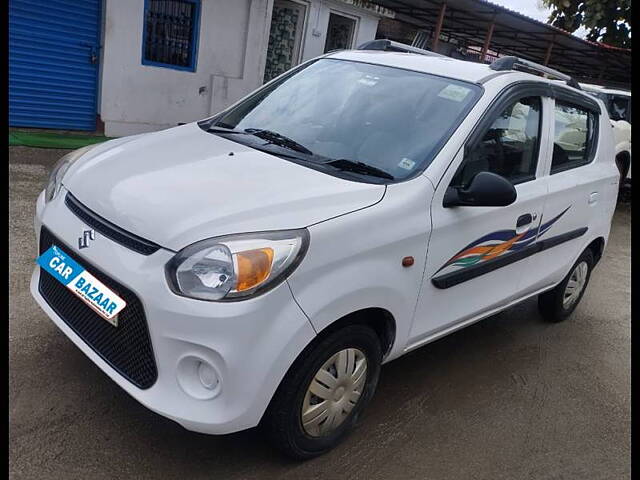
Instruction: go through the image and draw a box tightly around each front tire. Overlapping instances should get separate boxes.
[262,324,382,459]
[538,248,594,323]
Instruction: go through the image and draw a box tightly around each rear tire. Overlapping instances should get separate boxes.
[538,249,594,323]
[261,324,382,459]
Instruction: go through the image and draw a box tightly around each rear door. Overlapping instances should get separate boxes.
[409,83,551,345]
[517,89,618,295]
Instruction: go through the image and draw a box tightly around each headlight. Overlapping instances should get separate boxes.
[45,144,98,203]
[166,229,310,301]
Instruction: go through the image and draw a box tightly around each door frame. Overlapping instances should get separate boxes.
[268,0,310,69]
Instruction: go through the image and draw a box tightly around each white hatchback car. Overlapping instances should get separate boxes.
[31,43,618,458]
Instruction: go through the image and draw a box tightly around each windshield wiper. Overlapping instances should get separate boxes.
[207,125,312,155]
[323,159,395,180]
[244,128,313,155]
[203,126,395,180]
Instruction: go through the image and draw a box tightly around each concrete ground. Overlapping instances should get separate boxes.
[9,146,630,479]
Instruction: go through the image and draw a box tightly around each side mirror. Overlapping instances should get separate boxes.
[443,171,517,207]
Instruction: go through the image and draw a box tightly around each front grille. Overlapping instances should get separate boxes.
[65,193,161,256]
[38,226,158,389]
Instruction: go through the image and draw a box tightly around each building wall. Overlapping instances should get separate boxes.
[100,0,380,137]
[100,0,274,136]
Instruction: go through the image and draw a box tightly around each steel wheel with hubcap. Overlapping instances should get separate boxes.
[262,324,382,459]
[301,348,367,437]
[539,248,594,322]
[562,261,588,309]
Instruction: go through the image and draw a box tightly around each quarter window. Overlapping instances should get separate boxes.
[551,102,597,173]
[610,95,631,123]
[142,0,201,71]
[453,96,542,187]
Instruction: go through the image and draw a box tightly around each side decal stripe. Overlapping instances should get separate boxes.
[431,227,588,289]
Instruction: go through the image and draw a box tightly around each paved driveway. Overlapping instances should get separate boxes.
[9,146,630,479]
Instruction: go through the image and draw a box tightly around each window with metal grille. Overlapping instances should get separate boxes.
[142,0,200,71]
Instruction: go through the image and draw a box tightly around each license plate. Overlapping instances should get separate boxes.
[37,245,126,326]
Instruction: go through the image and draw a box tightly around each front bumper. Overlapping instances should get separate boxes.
[30,188,316,434]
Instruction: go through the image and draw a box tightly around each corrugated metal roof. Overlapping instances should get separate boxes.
[477,0,630,52]
[372,0,630,88]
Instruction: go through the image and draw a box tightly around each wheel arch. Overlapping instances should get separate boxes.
[616,151,631,178]
[313,307,397,359]
[586,236,606,266]
[259,307,396,428]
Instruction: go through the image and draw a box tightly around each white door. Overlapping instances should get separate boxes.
[516,97,618,295]
[409,93,549,346]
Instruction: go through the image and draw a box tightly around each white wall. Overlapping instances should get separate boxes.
[100,0,274,136]
[100,0,379,137]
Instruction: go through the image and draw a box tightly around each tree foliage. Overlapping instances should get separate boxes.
[541,0,631,48]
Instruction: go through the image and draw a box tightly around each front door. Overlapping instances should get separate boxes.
[9,0,102,130]
[409,91,550,345]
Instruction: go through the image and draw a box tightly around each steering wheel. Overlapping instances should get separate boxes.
[484,128,506,174]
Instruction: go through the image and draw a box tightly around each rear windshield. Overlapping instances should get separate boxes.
[203,58,482,182]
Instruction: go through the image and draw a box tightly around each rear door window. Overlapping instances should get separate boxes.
[551,102,598,173]
[610,95,631,122]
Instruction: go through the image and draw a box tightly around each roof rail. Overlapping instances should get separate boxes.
[357,39,444,57]
[490,56,581,90]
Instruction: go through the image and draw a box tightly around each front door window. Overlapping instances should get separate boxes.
[453,96,542,187]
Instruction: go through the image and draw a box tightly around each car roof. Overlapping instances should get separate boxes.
[326,50,592,93]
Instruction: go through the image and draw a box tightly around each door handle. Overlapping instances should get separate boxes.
[588,192,599,205]
[516,213,537,234]
[89,46,98,64]
[516,213,533,228]
[79,42,99,64]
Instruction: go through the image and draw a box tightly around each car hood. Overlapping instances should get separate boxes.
[63,123,385,251]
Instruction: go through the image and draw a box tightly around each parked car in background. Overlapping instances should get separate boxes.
[31,44,618,459]
[581,83,631,188]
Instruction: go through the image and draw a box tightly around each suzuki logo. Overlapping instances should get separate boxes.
[78,229,95,249]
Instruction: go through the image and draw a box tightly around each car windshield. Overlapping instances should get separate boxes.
[203,58,482,182]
